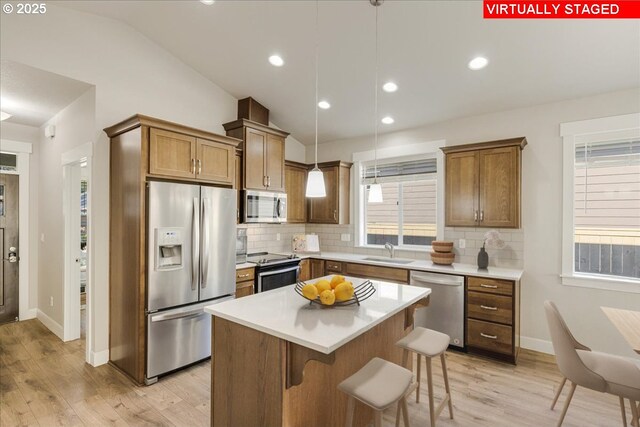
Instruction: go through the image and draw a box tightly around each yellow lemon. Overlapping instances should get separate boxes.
[319,289,336,306]
[301,284,319,300]
[315,279,331,294]
[334,281,354,302]
[330,275,345,289]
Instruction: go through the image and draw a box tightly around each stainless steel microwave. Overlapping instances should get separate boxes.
[244,190,287,223]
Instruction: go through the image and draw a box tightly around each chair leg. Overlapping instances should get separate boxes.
[416,353,422,403]
[396,400,402,427]
[619,396,627,427]
[426,357,436,427]
[631,400,639,427]
[401,396,410,427]
[374,410,383,427]
[345,396,355,427]
[440,353,454,419]
[556,382,577,427]
[402,348,409,368]
[551,377,567,410]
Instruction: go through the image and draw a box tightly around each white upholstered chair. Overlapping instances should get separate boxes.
[544,301,640,427]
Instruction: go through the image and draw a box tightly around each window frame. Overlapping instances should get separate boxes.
[560,113,640,293]
[352,140,445,253]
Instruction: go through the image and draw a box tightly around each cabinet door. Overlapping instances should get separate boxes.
[196,139,234,184]
[285,165,307,223]
[310,259,325,279]
[149,128,196,179]
[478,147,519,228]
[244,128,267,190]
[308,166,338,224]
[298,259,311,282]
[445,151,479,226]
[265,134,285,192]
[235,153,242,223]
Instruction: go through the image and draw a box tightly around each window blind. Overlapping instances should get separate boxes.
[362,158,437,184]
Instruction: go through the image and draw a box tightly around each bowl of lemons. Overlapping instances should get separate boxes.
[295,275,376,307]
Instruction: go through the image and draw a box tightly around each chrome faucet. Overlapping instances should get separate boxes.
[384,242,395,259]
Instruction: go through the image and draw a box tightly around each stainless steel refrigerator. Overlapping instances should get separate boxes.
[146,181,236,384]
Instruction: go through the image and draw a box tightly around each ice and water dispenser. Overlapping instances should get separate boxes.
[154,227,184,271]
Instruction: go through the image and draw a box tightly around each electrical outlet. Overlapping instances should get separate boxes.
[341,233,351,242]
[458,239,466,249]
[276,233,281,241]
[49,296,54,307]
[41,233,45,243]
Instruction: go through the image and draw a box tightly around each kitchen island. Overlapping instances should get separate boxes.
[204,276,430,427]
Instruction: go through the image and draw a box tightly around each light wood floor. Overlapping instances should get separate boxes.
[0,319,631,426]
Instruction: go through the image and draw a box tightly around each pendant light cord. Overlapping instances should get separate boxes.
[314,0,319,169]
[373,3,379,182]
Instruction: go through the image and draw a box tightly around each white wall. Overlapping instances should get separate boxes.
[311,88,640,358]
[1,122,40,317]
[0,5,304,360]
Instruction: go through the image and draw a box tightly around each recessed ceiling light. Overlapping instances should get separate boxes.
[381,116,394,125]
[318,101,331,110]
[200,0,215,5]
[0,111,11,121]
[269,55,284,67]
[382,82,398,93]
[468,56,489,70]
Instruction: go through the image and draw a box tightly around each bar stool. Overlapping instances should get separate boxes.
[396,327,453,427]
[338,357,414,427]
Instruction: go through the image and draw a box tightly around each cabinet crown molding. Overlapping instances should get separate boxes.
[222,118,290,138]
[440,137,527,154]
[104,114,242,147]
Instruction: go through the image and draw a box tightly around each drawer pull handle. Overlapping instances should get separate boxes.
[480,332,498,340]
[480,305,498,311]
[480,284,498,289]
[238,274,250,278]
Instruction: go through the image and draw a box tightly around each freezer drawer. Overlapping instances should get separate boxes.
[410,271,465,349]
[146,299,230,380]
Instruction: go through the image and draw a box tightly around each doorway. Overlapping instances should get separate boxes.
[0,172,19,324]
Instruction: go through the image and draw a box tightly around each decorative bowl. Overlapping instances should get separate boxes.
[295,280,376,307]
[430,251,455,265]
[431,241,454,253]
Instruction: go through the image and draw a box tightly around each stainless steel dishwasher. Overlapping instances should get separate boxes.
[410,271,465,349]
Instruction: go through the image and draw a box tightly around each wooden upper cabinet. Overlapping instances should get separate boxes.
[285,161,307,223]
[308,161,352,224]
[149,128,196,179]
[196,138,234,184]
[442,137,526,228]
[265,134,285,192]
[244,128,267,190]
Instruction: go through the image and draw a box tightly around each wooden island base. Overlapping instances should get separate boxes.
[212,305,424,427]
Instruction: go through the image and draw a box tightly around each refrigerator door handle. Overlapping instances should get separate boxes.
[151,309,204,322]
[192,198,199,291]
[201,198,210,289]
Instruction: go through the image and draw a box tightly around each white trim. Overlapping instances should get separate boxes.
[0,139,33,154]
[61,142,92,165]
[22,308,37,320]
[37,309,64,340]
[62,162,82,342]
[521,336,554,355]
[560,114,640,292]
[89,349,109,367]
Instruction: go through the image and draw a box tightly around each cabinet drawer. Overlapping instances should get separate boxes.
[467,319,513,355]
[325,261,343,273]
[235,268,255,282]
[235,281,254,298]
[344,263,408,283]
[467,291,512,325]
[468,276,513,296]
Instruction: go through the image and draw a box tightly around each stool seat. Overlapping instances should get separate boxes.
[338,357,413,411]
[396,327,449,357]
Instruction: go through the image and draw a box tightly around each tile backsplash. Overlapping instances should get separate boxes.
[241,223,306,254]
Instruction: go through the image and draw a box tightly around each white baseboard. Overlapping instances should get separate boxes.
[90,349,109,367]
[521,335,554,355]
[37,309,64,340]
[20,308,37,321]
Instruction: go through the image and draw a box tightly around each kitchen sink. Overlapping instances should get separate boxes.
[361,257,415,265]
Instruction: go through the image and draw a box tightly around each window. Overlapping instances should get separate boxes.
[0,153,17,172]
[362,158,438,248]
[561,113,640,291]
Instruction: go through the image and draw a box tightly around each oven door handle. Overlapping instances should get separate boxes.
[259,265,300,277]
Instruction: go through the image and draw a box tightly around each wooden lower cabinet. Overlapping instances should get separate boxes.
[465,275,520,363]
[325,261,343,274]
[235,267,255,298]
[310,259,325,279]
[344,262,408,283]
[299,259,311,282]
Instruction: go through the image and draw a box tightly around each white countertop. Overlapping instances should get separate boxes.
[205,276,430,354]
[235,262,255,270]
[294,251,523,281]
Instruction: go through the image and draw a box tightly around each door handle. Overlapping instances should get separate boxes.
[333,210,337,221]
[479,284,498,289]
[263,176,267,187]
[267,176,271,187]
[474,210,478,221]
[197,159,202,175]
[480,210,484,222]
[480,332,498,340]
[480,305,498,311]
[192,198,199,291]
[201,198,210,289]
[191,159,196,174]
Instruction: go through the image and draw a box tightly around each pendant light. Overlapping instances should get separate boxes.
[368,0,383,203]
[306,0,326,198]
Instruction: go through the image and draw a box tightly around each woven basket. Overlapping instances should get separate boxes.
[431,241,454,253]
[430,251,455,265]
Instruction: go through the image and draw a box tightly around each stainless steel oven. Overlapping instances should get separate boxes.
[247,252,300,293]
[244,190,287,223]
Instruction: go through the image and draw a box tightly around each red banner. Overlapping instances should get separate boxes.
[483,1,640,18]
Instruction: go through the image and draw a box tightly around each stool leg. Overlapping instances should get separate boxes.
[396,401,401,427]
[440,353,454,419]
[631,400,639,427]
[402,348,409,368]
[345,396,355,427]
[556,382,576,427]
[374,410,383,427]
[401,396,411,427]
[619,396,626,427]
[551,377,566,410]
[416,353,421,403]
[426,357,436,427]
